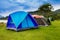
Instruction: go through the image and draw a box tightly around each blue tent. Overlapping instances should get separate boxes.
[7,11,38,31]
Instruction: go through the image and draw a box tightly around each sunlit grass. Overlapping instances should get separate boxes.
[0,20,60,40]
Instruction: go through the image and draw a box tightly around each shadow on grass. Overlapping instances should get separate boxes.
[6,27,39,32]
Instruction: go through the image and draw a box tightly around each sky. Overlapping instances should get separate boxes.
[0,0,60,17]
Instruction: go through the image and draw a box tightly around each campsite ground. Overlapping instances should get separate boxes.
[0,20,60,40]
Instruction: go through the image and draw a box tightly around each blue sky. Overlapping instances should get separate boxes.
[46,0,60,10]
[0,0,60,16]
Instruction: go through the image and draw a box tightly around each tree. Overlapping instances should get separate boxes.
[38,3,53,18]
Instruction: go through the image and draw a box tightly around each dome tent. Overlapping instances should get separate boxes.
[7,11,38,31]
[32,15,48,26]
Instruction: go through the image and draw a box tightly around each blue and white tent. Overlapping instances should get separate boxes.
[7,11,38,31]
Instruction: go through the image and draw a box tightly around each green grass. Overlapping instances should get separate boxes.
[0,20,60,40]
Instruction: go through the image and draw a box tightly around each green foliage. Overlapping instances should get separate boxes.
[38,3,52,12]
[38,3,53,18]
[51,9,60,20]
[0,16,8,20]
[29,3,60,20]
[0,20,60,40]
[52,13,60,20]
[29,3,53,18]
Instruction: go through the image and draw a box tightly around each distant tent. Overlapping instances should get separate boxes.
[32,15,48,26]
[7,11,38,31]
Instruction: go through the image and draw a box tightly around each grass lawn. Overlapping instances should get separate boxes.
[0,20,60,40]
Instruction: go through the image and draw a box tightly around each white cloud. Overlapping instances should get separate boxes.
[53,5,60,11]
[44,0,60,10]
[0,0,60,17]
[16,0,26,3]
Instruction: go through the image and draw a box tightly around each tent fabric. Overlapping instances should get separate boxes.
[32,15,48,26]
[32,15,44,18]
[34,18,48,26]
[7,11,38,31]
[10,11,28,28]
